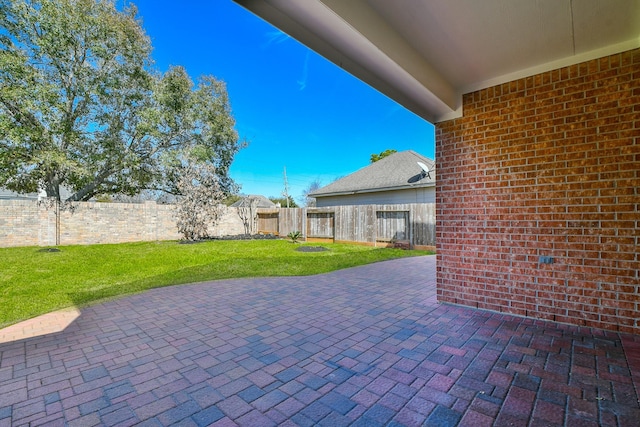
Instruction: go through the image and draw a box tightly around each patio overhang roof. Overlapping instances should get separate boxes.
[233,0,640,123]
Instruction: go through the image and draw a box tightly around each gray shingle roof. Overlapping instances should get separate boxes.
[310,150,435,197]
[231,195,276,208]
[0,188,39,200]
[0,186,75,200]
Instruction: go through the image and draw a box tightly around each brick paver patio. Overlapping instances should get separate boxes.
[1,256,639,426]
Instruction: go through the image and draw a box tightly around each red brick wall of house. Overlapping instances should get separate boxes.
[435,48,640,334]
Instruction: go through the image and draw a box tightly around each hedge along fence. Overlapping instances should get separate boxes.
[257,203,436,250]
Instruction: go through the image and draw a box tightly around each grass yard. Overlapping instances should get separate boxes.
[0,239,433,328]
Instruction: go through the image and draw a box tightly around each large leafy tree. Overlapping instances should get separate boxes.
[370,149,397,163]
[0,0,244,202]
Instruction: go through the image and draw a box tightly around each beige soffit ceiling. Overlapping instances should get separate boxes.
[233,0,640,123]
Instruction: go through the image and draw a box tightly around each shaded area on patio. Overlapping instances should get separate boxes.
[0,256,638,426]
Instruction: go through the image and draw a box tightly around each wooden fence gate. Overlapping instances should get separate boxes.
[376,210,409,243]
[257,212,278,234]
[306,211,335,242]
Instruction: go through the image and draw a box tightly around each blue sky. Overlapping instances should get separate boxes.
[131,0,435,203]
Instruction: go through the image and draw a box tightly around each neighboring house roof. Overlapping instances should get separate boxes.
[310,150,435,198]
[0,188,40,200]
[231,195,276,208]
[0,187,74,201]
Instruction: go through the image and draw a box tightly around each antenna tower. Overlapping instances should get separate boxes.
[282,166,290,208]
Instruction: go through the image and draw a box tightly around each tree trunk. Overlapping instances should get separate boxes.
[44,174,61,201]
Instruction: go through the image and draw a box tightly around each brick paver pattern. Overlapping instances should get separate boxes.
[1,256,639,426]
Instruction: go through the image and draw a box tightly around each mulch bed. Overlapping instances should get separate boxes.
[209,234,280,241]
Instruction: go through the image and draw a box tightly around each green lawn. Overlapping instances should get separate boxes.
[0,239,433,328]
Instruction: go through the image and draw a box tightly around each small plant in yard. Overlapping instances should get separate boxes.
[287,231,302,243]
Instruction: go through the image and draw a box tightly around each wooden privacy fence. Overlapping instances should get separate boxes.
[256,203,435,250]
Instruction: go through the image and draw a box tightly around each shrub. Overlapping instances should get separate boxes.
[287,230,302,243]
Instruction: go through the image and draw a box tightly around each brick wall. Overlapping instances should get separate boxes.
[59,201,179,245]
[435,48,639,334]
[0,200,246,247]
[0,200,55,247]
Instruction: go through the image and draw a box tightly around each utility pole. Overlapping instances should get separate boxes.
[282,166,290,208]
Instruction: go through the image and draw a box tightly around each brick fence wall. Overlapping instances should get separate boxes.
[0,200,245,247]
[435,48,639,334]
